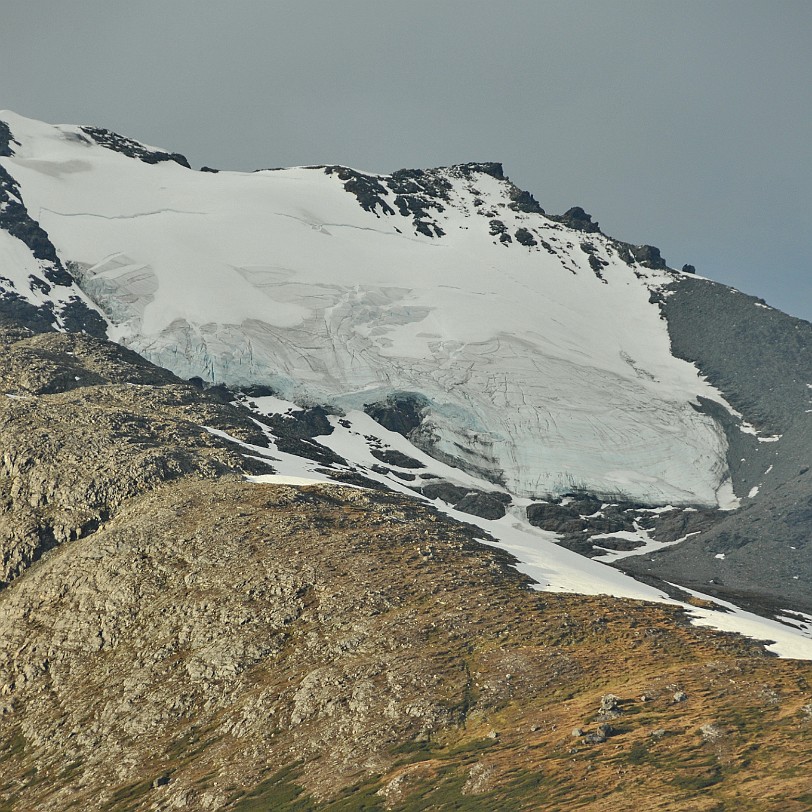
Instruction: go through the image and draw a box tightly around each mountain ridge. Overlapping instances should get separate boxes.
[0,110,810,626]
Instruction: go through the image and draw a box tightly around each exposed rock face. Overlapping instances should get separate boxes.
[453,490,509,520]
[364,393,428,437]
[324,165,453,237]
[514,227,538,246]
[630,244,667,269]
[250,404,348,466]
[507,187,544,215]
[420,481,473,504]
[552,206,600,233]
[0,120,18,156]
[0,164,66,272]
[0,133,106,337]
[370,448,426,469]
[80,125,191,168]
[619,275,812,613]
[420,481,510,520]
[0,326,268,586]
[526,496,722,559]
[324,165,396,216]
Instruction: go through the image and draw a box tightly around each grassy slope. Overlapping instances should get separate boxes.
[0,329,809,811]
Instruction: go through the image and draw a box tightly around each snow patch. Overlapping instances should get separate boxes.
[246,473,364,488]
[673,584,812,660]
[715,479,741,511]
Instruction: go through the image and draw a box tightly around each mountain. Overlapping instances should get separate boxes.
[0,111,811,808]
[0,111,734,506]
[2,110,810,618]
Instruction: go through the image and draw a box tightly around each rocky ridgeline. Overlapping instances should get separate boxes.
[0,320,811,811]
[80,125,191,168]
[324,161,672,276]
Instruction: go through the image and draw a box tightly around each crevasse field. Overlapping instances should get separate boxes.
[4,111,731,505]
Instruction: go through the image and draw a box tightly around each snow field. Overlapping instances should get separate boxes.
[0,112,736,506]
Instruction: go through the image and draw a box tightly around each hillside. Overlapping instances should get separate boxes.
[0,324,811,811]
[1,111,811,808]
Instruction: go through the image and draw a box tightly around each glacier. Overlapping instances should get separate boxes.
[0,110,734,505]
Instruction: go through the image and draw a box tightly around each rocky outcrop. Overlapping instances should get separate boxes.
[80,126,191,168]
[514,227,538,247]
[327,162,548,239]
[552,206,600,233]
[365,393,428,437]
[419,481,510,520]
[0,143,106,337]
[453,490,509,520]
[324,165,452,237]
[0,327,270,586]
[0,120,19,157]
[631,243,667,269]
[324,166,395,216]
[370,448,425,469]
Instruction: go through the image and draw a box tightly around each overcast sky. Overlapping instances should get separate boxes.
[2,1,810,320]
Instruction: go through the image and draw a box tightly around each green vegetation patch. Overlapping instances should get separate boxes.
[99,777,154,812]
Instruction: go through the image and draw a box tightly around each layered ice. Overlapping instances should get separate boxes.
[0,111,733,504]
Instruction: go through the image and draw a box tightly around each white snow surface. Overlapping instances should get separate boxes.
[1,111,734,505]
[247,473,360,488]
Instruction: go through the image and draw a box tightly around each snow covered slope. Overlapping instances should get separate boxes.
[0,111,735,505]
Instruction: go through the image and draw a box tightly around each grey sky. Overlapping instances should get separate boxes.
[2,0,810,320]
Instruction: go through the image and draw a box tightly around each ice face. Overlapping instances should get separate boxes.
[1,111,732,505]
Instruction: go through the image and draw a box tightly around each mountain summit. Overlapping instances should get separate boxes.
[1,110,810,617]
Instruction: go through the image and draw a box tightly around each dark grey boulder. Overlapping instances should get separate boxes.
[453,492,507,520]
[554,206,600,233]
[364,394,428,437]
[370,448,425,469]
[631,244,666,270]
[514,228,538,247]
[421,482,471,504]
[526,503,587,533]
